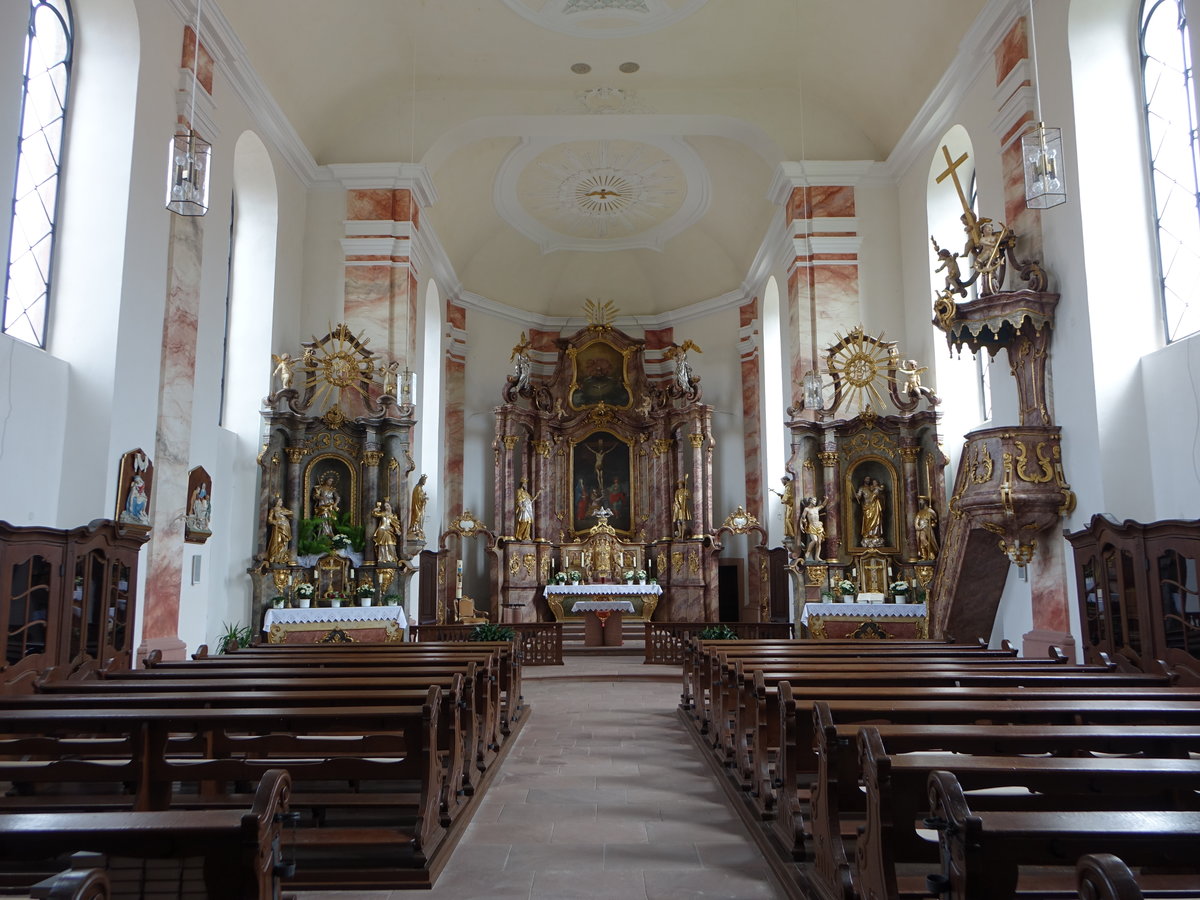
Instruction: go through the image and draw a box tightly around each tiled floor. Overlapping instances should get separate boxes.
[297,655,785,899]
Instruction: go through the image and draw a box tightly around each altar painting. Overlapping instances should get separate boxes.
[569,340,630,409]
[571,430,633,534]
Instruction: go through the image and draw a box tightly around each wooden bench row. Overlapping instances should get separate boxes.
[677,638,1200,900]
[0,639,525,895]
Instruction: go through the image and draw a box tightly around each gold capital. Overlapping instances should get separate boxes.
[284,447,308,464]
[689,433,705,449]
[361,450,384,467]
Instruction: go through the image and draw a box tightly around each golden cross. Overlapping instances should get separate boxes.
[935,144,981,244]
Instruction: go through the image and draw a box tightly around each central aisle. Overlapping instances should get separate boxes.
[300,655,785,899]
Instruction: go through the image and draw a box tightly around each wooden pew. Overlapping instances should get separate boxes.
[0,769,291,900]
[927,769,1200,900]
[774,680,1195,866]
[0,696,445,891]
[5,678,473,826]
[857,729,1200,900]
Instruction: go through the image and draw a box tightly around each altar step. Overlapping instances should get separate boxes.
[560,620,645,656]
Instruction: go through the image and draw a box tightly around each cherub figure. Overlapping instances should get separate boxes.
[272,353,295,391]
[897,358,939,405]
[931,237,968,298]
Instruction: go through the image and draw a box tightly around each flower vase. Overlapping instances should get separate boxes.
[298,596,311,609]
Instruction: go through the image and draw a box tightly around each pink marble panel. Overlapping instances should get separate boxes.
[741,352,763,523]
[443,301,467,521]
[994,17,1029,86]
[392,189,413,223]
[1002,136,1043,263]
[182,27,214,95]
[643,327,674,350]
[1030,535,1071,633]
[739,297,758,328]
[529,329,560,352]
[808,185,855,218]
[347,190,395,222]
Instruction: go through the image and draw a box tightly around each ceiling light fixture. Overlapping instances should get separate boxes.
[571,62,592,74]
[1021,0,1067,209]
[165,0,211,216]
[618,62,640,73]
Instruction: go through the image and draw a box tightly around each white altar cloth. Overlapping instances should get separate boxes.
[571,599,637,613]
[262,605,408,632]
[544,583,662,597]
[800,602,926,625]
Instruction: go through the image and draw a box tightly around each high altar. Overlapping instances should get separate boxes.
[420,304,722,624]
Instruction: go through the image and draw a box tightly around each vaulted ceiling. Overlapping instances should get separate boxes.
[219,0,989,315]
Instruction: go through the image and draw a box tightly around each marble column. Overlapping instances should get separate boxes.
[900,445,921,559]
[139,27,215,662]
[738,298,763,523]
[819,444,842,562]
[443,300,467,524]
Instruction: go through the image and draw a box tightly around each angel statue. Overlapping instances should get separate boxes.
[510,332,532,393]
[272,352,296,391]
[664,339,702,392]
[894,355,939,405]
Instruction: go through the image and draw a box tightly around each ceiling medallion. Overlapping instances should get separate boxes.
[529,140,682,240]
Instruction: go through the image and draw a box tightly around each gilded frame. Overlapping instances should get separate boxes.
[569,429,635,536]
[566,339,634,410]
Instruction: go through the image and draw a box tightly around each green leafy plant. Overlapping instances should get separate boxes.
[469,623,516,642]
[698,624,738,640]
[382,593,403,606]
[297,516,366,556]
[217,621,252,653]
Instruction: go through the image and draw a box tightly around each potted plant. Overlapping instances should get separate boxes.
[623,570,636,584]
[329,594,344,608]
[217,621,252,653]
[331,533,353,554]
[698,624,739,640]
[551,572,567,585]
[636,569,647,584]
[382,593,402,608]
[890,581,911,604]
[356,583,376,607]
[295,582,315,608]
[838,579,857,602]
[469,623,516,642]
[269,595,286,609]
[568,569,582,585]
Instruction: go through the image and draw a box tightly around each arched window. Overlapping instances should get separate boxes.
[3,0,73,348]
[1141,0,1200,342]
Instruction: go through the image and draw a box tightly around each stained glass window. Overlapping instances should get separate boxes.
[3,0,73,348]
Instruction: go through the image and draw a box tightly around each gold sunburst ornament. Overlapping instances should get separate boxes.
[826,327,894,412]
[298,324,376,418]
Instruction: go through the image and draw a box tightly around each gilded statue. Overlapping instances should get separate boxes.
[514,477,541,542]
[914,496,939,559]
[801,495,829,562]
[373,500,401,564]
[408,474,428,539]
[855,476,885,548]
[770,475,796,539]
[267,496,294,565]
[311,472,341,537]
[672,476,691,539]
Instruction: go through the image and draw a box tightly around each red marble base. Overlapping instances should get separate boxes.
[1021,628,1077,662]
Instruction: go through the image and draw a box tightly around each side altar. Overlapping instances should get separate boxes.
[249,324,426,627]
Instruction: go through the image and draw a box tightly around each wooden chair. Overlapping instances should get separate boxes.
[455,597,489,625]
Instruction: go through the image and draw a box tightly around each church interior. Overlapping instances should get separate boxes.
[3,0,1200,897]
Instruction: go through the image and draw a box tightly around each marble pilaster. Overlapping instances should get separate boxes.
[739,299,763,523]
[443,300,467,525]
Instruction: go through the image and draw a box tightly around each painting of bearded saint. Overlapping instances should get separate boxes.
[571,342,630,409]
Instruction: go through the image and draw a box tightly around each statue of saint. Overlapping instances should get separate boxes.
[373,500,401,564]
[770,475,796,539]
[514,478,540,541]
[800,496,829,562]
[408,474,428,539]
[311,472,340,538]
[187,482,211,533]
[267,497,294,565]
[672,476,691,539]
[120,474,150,526]
[855,476,886,547]
[914,496,939,559]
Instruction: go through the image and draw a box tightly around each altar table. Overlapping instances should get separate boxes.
[543,583,662,622]
[572,599,637,647]
[262,605,409,644]
[800,601,927,640]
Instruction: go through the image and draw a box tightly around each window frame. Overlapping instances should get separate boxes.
[2,0,74,349]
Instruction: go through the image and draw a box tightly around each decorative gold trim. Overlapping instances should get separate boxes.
[533,440,552,459]
[721,506,760,534]
[652,439,673,456]
[899,446,920,463]
[967,444,994,483]
[1014,441,1054,484]
[361,450,383,467]
[285,447,308,464]
[689,433,705,449]
[502,435,519,451]
[818,451,840,468]
[805,564,828,587]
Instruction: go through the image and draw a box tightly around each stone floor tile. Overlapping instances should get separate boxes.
[530,869,648,899]
[505,841,606,872]
[602,841,702,870]
[550,818,649,843]
[643,869,781,899]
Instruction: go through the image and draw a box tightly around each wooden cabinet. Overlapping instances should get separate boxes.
[0,520,147,688]
[1066,514,1200,674]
